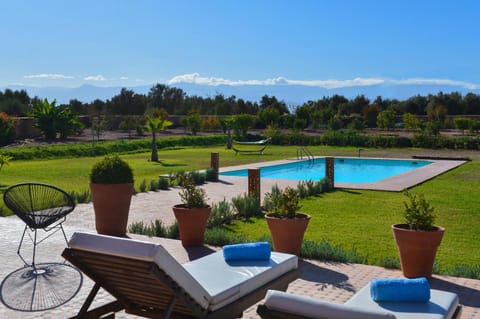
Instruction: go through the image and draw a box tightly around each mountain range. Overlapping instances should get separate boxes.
[3,83,479,107]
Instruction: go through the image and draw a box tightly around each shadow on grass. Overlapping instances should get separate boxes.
[152,161,187,168]
[336,188,362,195]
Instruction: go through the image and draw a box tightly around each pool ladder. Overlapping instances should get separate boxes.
[297,147,314,161]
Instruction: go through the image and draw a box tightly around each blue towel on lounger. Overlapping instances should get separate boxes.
[223,242,271,261]
[370,277,430,302]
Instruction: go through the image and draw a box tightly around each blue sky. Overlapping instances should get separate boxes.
[1,0,479,91]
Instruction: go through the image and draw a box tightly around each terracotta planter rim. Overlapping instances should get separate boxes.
[392,223,445,232]
[265,212,311,220]
[173,204,211,209]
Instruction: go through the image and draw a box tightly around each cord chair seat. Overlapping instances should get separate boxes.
[3,182,75,268]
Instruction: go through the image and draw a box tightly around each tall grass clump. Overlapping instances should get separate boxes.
[139,179,148,192]
[158,176,170,190]
[205,167,217,182]
[443,264,480,279]
[301,239,366,264]
[149,179,159,191]
[68,189,91,204]
[128,220,179,239]
[207,199,236,228]
[204,227,248,246]
[262,185,281,212]
[231,193,261,219]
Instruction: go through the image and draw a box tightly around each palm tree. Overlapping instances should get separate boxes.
[145,117,172,162]
[0,154,12,173]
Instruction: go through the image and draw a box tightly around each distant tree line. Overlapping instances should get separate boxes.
[2,85,480,144]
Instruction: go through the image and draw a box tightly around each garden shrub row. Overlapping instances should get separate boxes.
[1,135,226,160]
[3,130,479,162]
[272,130,480,150]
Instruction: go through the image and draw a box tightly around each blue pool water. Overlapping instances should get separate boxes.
[220,158,432,183]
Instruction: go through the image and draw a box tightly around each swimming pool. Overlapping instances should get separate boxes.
[220,158,432,183]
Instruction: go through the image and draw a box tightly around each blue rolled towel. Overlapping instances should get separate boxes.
[223,242,271,261]
[370,277,430,302]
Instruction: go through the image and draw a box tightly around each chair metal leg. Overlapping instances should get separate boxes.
[17,225,29,267]
[60,224,69,247]
[32,228,38,270]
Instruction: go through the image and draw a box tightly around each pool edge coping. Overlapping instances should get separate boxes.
[218,157,467,192]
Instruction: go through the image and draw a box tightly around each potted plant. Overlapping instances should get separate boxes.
[264,186,311,256]
[172,175,211,246]
[90,155,134,237]
[392,191,444,278]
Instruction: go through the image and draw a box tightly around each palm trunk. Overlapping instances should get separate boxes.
[151,133,158,162]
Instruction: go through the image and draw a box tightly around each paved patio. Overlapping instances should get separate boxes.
[0,168,479,318]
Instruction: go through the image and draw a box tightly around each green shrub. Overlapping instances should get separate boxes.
[149,179,159,191]
[0,112,15,146]
[264,186,300,218]
[205,167,217,182]
[139,179,148,192]
[0,135,226,161]
[90,155,134,184]
[231,193,261,218]
[158,176,170,190]
[263,185,281,212]
[402,191,436,231]
[178,176,208,208]
[207,199,236,228]
[318,178,334,193]
[189,170,206,185]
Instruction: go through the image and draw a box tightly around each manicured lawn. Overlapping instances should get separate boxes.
[1,142,479,275]
[224,158,480,274]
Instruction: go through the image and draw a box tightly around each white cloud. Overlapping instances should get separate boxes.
[167,73,479,90]
[84,75,107,81]
[389,78,478,90]
[24,73,74,79]
[119,76,129,80]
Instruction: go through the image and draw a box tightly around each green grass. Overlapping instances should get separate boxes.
[223,158,480,275]
[1,142,479,275]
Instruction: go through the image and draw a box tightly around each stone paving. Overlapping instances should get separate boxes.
[0,172,479,318]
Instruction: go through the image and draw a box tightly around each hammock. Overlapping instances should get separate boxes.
[233,137,272,145]
[232,138,271,155]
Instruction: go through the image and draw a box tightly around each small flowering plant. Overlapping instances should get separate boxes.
[265,186,301,219]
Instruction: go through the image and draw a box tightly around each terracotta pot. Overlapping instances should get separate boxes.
[266,213,311,256]
[392,224,444,278]
[173,205,211,246]
[90,183,133,237]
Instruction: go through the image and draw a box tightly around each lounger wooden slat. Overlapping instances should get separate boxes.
[63,248,205,318]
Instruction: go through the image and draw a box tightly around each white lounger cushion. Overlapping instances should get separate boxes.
[183,249,297,311]
[68,232,297,311]
[346,284,459,319]
[264,290,397,319]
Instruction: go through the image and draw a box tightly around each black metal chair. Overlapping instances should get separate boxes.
[3,182,75,268]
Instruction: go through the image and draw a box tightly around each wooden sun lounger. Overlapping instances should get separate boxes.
[257,285,462,319]
[62,232,298,319]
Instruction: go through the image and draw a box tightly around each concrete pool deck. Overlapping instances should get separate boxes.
[220,157,467,192]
